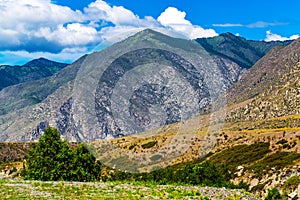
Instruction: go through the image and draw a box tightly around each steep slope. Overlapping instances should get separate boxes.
[226,38,300,124]
[196,32,291,69]
[0,58,68,90]
[0,29,245,142]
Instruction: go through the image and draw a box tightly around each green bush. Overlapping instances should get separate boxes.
[265,188,281,200]
[22,127,101,181]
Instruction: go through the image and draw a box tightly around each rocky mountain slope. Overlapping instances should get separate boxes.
[226,37,300,122]
[0,29,277,142]
[0,58,68,90]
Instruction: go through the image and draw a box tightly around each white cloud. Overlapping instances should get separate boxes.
[157,7,218,39]
[84,0,141,26]
[98,26,145,45]
[0,0,219,64]
[265,30,299,42]
[35,23,99,46]
[0,0,88,52]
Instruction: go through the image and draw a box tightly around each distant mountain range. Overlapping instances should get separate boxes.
[0,58,68,90]
[0,29,295,142]
[196,32,291,69]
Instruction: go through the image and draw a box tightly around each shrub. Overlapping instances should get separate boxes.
[265,188,281,200]
[141,141,157,149]
[23,127,101,181]
[173,162,228,187]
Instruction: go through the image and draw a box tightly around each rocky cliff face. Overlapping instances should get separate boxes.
[0,29,285,142]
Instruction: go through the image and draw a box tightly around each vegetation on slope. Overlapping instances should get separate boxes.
[208,142,271,172]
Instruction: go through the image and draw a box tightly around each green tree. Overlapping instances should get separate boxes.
[70,144,101,181]
[24,127,71,181]
[23,127,101,181]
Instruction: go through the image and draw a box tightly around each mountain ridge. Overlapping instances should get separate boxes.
[0,57,68,91]
[196,32,292,69]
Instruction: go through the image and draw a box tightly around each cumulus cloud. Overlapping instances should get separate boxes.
[0,0,219,64]
[35,23,99,46]
[265,30,299,42]
[84,0,141,26]
[0,0,88,53]
[158,7,218,39]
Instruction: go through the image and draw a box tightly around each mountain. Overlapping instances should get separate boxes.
[88,38,300,192]
[0,29,292,142]
[0,58,68,90]
[225,37,300,127]
[196,32,291,69]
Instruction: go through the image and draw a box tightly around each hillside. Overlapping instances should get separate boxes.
[0,58,68,90]
[226,37,300,121]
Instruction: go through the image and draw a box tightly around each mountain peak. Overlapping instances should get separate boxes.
[23,57,67,68]
[220,32,239,38]
[0,57,68,91]
[128,28,169,40]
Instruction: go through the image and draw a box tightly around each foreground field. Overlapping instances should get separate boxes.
[0,178,256,200]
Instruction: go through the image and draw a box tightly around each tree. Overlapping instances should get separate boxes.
[23,127,101,181]
[70,144,101,182]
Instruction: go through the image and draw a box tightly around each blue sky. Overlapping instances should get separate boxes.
[0,0,299,65]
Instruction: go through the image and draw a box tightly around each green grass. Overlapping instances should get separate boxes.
[0,179,255,199]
